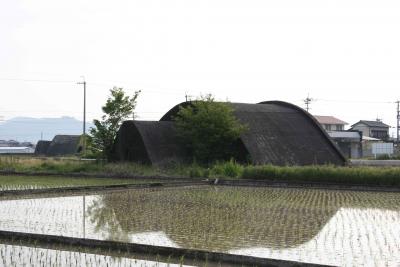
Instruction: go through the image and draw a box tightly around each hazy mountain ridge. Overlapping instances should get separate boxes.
[0,116,93,144]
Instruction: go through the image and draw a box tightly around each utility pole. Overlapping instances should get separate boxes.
[77,78,86,154]
[77,76,87,239]
[185,92,192,102]
[304,94,313,112]
[396,100,400,143]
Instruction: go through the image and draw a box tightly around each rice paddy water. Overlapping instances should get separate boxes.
[0,175,163,191]
[0,243,194,267]
[0,186,399,266]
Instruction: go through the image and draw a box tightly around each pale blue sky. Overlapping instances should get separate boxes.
[1,0,400,136]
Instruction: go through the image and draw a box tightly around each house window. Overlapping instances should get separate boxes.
[371,130,388,139]
[337,125,344,131]
[325,124,331,131]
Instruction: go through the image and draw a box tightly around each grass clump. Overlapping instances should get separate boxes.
[210,160,244,178]
[241,165,400,186]
[1,155,400,186]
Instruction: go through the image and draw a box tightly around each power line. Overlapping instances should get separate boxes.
[0,78,75,83]
[315,98,395,104]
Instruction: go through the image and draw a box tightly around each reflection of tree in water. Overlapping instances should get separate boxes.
[88,198,131,243]
[87,186,400,252]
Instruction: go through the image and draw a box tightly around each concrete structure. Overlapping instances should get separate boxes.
[0,147,35,154]
[350,120,390,140]
[314,116,348,131]
[327,131,362,159]
[0,140,34,148]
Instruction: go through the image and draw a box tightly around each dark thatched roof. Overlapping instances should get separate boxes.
[34,140,51,155]
[46,135,82,156]
[161,101,346,166]
[111,121,188,166]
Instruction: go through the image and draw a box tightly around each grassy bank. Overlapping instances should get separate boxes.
[1,156,400,186]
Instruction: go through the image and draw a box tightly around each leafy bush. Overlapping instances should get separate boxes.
[210,160,244,178]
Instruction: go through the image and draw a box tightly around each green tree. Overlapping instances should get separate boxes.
[89,87,140,159]
[174,94,247,163]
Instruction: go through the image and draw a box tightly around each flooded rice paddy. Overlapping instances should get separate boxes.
[0,242,193,267]
[0,186,399,266]
[0,175,162,191]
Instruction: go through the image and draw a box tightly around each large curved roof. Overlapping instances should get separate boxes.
[34,140,51,155]
[111,121,188,165]
[46,135,82,156]
[161,101,346,166]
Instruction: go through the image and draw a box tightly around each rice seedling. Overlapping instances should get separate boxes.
[0,186,398,266]
[0,175,162,191]
[0,242,193,266]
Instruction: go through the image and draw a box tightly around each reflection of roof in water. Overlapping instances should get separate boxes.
[230,207,400,266]
[87,187,400,251]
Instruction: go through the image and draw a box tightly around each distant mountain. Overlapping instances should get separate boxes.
[0,116,93,144]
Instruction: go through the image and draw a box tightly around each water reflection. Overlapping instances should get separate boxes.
[86,187,400,266]
[87,187,400,251]
[0,186,399,266]
[0,242,193,267]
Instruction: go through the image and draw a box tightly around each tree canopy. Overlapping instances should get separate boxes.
[173,94,247,163]
[89,87,140,159]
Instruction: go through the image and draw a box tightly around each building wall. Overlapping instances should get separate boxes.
[335,141,361,159]
[322,124,345,131]
[369,127,389,139]
[0,147,35,154]
[351,125,370,137]
[350,142,362,158]
[351,124,389,139]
